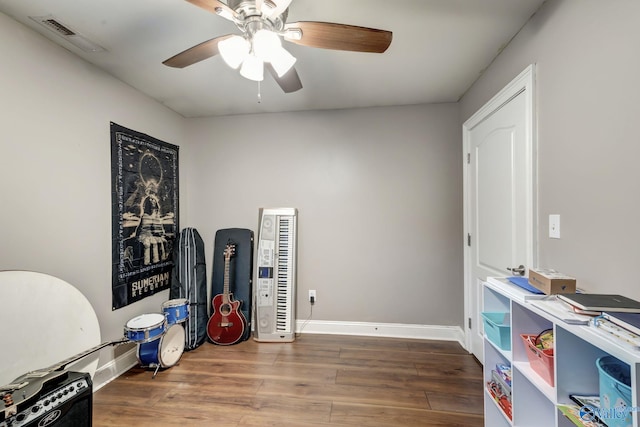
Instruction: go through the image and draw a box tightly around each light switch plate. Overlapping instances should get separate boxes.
[549,214,561,239]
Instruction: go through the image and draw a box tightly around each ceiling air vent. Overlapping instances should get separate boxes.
[29,15,106,52]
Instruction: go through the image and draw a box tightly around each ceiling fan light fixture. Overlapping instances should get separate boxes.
[252,29,282,61]
[239,53,264,81]
[270,47,297,77]
[219,35,250,69]
[252,29,296,77]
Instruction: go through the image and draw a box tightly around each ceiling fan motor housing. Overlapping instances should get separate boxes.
[228,0,288,33]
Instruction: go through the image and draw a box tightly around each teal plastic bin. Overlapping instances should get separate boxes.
[481,312,511,351]
[597,355,632,427]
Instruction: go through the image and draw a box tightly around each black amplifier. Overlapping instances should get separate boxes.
[0,371,92,427]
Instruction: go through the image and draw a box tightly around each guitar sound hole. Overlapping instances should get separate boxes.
[220,303,231,316]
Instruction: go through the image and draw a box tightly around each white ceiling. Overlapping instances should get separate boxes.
[0,0,546,118]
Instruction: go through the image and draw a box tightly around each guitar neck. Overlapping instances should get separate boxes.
[220,243,235,300]
[223,256,230,296]
[36,338,128,375]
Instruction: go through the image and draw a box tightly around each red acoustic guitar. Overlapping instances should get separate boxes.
[207,243,247,345]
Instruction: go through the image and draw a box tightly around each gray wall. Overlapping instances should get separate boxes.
[186,105,463,326]
[461,0,640,297]
[0,12,188,365]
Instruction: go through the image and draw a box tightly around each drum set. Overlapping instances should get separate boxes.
[123,298,189,377]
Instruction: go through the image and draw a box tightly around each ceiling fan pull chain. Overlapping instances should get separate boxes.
[257,81,262,103]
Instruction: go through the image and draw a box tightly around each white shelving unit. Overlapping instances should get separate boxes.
[483,277,640,427]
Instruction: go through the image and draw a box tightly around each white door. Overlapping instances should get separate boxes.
[463,65,537,363]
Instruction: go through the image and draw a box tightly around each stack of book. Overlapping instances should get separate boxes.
[557,293,640,350]
[600,311,640,336]
[528,296,596,325]
[558,395,608,427]
[557,293,640,315]
[595,312,640,350]
[487,363,512,420]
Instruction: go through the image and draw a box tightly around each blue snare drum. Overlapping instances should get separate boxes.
[137,323,185,368]
[161,298,189,325]
[124,313,167,343]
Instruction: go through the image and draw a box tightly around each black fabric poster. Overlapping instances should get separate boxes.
[110,122,179,310]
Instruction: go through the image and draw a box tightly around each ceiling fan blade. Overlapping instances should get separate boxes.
[265,63,303,93]
[262,0,292,18]
[163,34,233,68]
[186,0,237,21]
[284,21,392,53]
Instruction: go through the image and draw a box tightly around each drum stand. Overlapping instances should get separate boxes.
[150,364,161,379]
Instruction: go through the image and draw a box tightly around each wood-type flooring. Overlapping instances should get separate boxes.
[92,333,484,426]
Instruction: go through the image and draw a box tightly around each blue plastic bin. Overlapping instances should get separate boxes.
[597,355,632,427]
[481,312,511,351]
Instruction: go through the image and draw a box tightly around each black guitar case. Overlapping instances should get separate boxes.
[171,227,208,351]
[211,228,254,342]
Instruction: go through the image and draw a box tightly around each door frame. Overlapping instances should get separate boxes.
[462,64,538,355]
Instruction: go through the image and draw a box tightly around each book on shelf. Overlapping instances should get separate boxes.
[571,306,603,316]
[556,394,608,427]
[507,276,545,295]
[570,394,601,409]
[486,380,512,420]
[602,311,640,336]
[558,405,608,427]
[592,317,640,350]
[558,293,640,313]
[491,370,511,398]
[527,295,593,325]
[551,293,603,316]
[495,363,511,387]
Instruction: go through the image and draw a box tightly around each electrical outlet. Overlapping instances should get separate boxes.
[308,289,316,303]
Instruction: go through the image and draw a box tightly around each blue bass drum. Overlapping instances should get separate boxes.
[137,323,185,368]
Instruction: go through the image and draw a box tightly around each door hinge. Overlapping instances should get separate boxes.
[468,318,472,329]
[467,233,471,246]
[467,153,470,164]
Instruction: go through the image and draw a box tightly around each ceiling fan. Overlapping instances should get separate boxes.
[163,0,393,93]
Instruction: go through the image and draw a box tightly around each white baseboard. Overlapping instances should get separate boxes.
[91,321,467,390]
[296,319,466,348]
[92,347,138,392]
